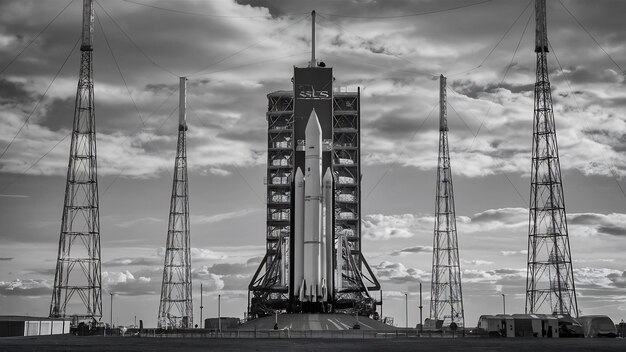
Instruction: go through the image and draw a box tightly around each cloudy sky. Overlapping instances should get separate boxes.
[1,0,625,328]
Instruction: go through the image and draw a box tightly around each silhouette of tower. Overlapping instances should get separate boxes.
[429,75,464,328]
[158,77,193,328]
[50,0,102,322]
[525,0,578,316]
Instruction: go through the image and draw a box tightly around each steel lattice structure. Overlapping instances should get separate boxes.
[158,77,193,328]
[50,0,102,322]
[525,0,578,317]
[430,75,464,327]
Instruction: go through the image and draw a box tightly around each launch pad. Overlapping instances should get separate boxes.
[248,25,380,318]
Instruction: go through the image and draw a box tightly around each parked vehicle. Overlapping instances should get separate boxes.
[578,315,617,338]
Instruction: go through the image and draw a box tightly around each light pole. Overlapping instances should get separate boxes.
[419,283,423,333]
[200,283,204,328]
[110,292,114,329]
[404,292,408,330]
[501,293,506,315]
[218,294,221,332]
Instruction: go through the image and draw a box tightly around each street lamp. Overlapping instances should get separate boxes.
[501,293,506,315]
[419,282,423,334]
[110,292,114,329]
[200,283,204,328]
[218,294,221,332]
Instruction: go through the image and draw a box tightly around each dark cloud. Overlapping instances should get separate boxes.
[494,268,524,275]
[597,225,626,237]
[569,213,606,226]
[0,257,13,261]
[370,110,429,138]
[470,208,526,224]
[246,256,263,267]
[205,263,251,276]
[38,97,74,131]
[145,83,177,94]
[391,246,432,256]
[450,79,534,100]
[0,79,33,106]
[607,271,626,288]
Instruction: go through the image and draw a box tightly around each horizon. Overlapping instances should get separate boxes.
[1,0,625,328]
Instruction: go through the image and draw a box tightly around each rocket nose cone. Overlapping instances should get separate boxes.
[295,167,304,180]
[323,167,332,181]
[305,109,322,136]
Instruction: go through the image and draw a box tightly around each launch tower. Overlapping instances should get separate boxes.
[248,12,380,318]
[50,0,102,322]
[429,75,464,328]
[158,78,193,328]
[525,0,578,316]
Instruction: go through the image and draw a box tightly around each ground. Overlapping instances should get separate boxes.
[0,336,624,352]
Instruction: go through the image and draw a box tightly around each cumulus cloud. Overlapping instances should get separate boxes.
[362,213,432,240]
[568,213,626,237]
[192,266,225,291]
[459,208,528,233]
[0,278,52,297]
[574,267,623,289]
[102,270,157,296]
[461,268,525,285]
[372,261,429,284]
[501,250,527,256]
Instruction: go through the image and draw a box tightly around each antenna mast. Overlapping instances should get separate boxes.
[310,10,316,67]
[158,77,193,328]
[50,0,102,322]
[525,0,578,316]
[430,75,465,328]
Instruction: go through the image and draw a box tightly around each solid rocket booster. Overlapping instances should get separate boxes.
[295,109,333,303]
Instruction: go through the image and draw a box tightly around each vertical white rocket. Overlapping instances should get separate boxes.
[294,109,333,303]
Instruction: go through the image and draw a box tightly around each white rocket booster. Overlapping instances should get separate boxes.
[294,109,333,303]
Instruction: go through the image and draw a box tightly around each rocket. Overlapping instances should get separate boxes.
[294,109,333,303]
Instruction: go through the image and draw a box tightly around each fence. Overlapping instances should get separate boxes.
[130,328,468,339]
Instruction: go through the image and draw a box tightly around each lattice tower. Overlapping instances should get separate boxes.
[430,75,465,327]
[158,77,193,328]
[50,0,102,322]
[525,0,578,316]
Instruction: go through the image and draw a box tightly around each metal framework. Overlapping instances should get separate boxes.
[50,0,102,322]
[158,77,193,328]
[525,0,578,316]
[248,88,379,318]
[430,75,464,327]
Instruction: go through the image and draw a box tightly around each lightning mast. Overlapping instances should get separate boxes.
[430,75,464,328]
[158,77,193,328]
[525,0,578,316]
[50,0,102,322]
